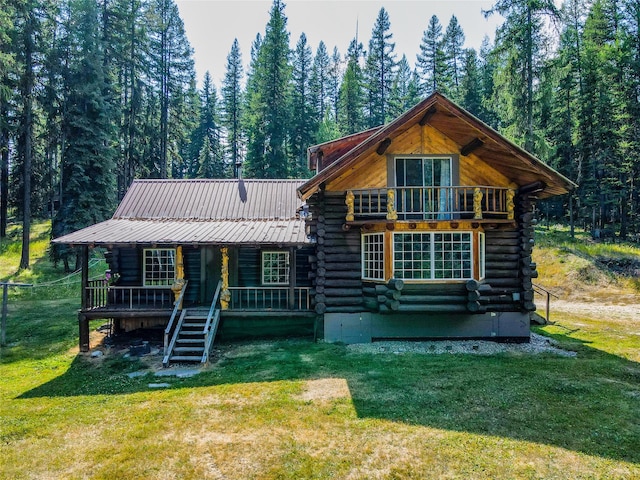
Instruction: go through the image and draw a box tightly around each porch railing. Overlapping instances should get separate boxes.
[85,281,174,310]
[228,287,311,311]
[348,186,514,221]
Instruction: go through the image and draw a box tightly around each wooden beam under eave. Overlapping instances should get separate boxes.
[460,137,484,156]
[376,138,392,155]
[419,106,437,126]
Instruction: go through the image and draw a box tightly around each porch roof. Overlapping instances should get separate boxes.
[53,178,311,246]
[52,218,308,246]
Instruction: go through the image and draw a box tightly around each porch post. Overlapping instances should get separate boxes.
[78,313,89,352]
[80,245,89,310]
[288,247,296,310]
[221,247,230,310]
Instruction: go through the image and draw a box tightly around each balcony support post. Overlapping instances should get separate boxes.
[473,188,484,220]
[345,190,355,221]
[507,188,516,220]
[386,189,398,220]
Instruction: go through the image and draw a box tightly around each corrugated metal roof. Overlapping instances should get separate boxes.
[53,179,311,246]
[53,219,309,246]
[114,179,304,220]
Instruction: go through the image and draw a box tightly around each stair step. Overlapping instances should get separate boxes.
[179,330,205,336]
[176,338,205,344]
[183,322,206,327]
[170,355,204,362]
[173,346,205,353]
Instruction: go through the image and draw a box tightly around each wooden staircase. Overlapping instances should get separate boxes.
[167,308,209,363]
[163,281,223,367]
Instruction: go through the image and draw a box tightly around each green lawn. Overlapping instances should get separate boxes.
[1,221,639,479]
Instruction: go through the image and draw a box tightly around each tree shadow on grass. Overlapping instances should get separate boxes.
[17,333,640,466]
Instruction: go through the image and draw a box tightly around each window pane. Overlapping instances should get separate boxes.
[143,249,176,286]
[262,252,289,285]
[362,233,385,281]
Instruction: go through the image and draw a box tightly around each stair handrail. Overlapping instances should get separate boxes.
[202,280,223,364]
[162,309,188,367]
[203,280,222,334]
[532,282,559,323]
[163,280,189,357]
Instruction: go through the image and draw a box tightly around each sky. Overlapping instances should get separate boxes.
[175,0,505,88]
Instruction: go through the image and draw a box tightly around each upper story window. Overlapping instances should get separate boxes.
[394,156,457,219]
[395,157,453,188]
[262,251,290,285]
[143,248,176,286]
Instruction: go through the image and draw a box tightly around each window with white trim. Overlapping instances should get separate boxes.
[143,248,176,286]
[262,251,290,285]
[393,232,473,281]
[362,233,385,281]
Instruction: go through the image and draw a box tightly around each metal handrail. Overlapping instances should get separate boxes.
[202,280,223,364]
[532,283,559,323]
[163,281,189,356]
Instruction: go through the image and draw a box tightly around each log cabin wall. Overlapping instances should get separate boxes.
[308,191,364,316]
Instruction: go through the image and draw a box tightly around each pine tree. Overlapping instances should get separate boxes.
[416,15,447,96]
[389,54,421,118]
[327,46,342,124]
[244,0,292,179]
[364,7,396,127]
[459,48,482,116]
[484,0,559,152]
[442,15,465,100]
[339,38,365,135]
[0,0,15,238]
[310,40,330,125]
[52,0,116,270]
[289,33,315,178]
[146,0,195,178]
[221,38,244,177]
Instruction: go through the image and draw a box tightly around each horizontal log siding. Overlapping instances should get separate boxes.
[307,191,363,314]
[480,193,537,312]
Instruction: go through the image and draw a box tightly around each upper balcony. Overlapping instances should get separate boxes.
[345,186,516,223]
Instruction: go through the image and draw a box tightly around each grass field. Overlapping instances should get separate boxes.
[1,220,639,479]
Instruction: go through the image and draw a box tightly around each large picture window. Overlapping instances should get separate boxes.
[262,251,290,285]
[393,232,473,281]
[143,248,176,286]
[362,233,385,281]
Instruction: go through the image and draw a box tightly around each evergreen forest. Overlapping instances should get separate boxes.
[1,0,639,268]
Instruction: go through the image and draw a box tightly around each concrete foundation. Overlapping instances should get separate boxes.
[323,311,530,344]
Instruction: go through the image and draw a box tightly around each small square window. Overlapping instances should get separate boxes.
[143,248,176,286]
[262,251,290,285]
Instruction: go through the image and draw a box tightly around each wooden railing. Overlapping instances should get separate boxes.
[163,281,189,361]
[228,287,311,311]
[202,280,222,364]
[347,186,515,221]
[85,282,174,310]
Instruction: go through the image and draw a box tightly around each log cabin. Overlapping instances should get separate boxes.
[297,92,575,344]
[53,93,575,364]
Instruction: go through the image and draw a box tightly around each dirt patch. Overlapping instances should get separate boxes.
[552,300,639,325]
[296,378,351,402]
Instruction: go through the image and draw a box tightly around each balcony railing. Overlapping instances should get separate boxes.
[228,287,311,311]
[346,186,515,221]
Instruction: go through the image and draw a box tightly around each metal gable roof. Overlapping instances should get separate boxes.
[298,92,577,200]
[114,178,305,220]
[53,179,311,246]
